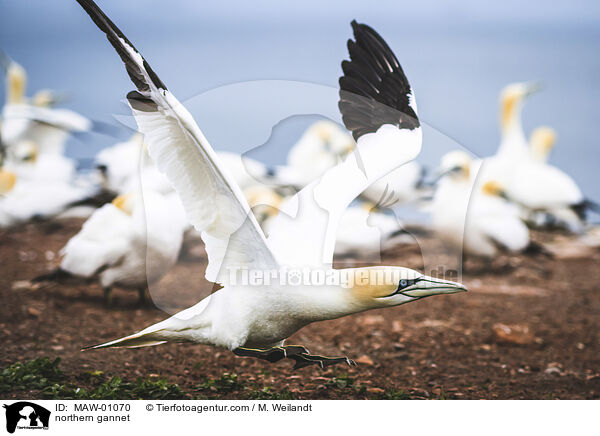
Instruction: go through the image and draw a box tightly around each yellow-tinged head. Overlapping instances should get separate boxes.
[31,89,57,108]
[111,193,135,215]
[529,126,556,163]
[499,82,541,132]
[360,201,376,212]
[0,170,16,195]
[310,120,355,157]
[481,180,507,198]
[13,141,38,164]
[347,266,467,308]
[244,185,284,225]
[7,61,27,104]
[439,150,471,181]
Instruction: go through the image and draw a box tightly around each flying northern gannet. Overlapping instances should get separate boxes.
[1,53,93,155]
[432,151,531,258]
[35,189,188,305]
[75,0,466,369]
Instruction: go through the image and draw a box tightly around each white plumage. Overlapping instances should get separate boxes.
[1,56,93,156]
[287,120,355,186]
[431,151,530,258]
[468,83,589,232]
[360,160,426,206]
[75,3,466,368]
[58,189,187,303]
[334,204,412,258]
[0,165,93,228]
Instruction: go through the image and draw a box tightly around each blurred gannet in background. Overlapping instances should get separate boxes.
[95,132,174,195]
[495,82,541,161]
[217,151,296,191]
[5,140,78,183]
[1,53,93,155]
[96,134,288,196]
[528,126,556,163]
[75,2,466,368]
[432,151,530,258]
[333,203,413,258]
[243,184,285,226]
[0,51,66,108]
[0,171,94,227]
[287,120,355,186]
[360,160,427,206]
[288,120,427,206]
[246,185,412,257]
[467,83,595,233]
[35,190,187,305]
[1,116,90,226]
[95,132,147,193]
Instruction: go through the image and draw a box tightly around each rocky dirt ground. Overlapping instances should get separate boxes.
[1,218,598,399]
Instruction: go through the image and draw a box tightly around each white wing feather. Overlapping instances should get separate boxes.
[60,204,131,277]
[267,124,421,266]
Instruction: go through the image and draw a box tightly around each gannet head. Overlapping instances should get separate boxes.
[0,169,16,195]
[481,180,508,199]
[438,150,471,181]
[348,266,467,309]
[112,193,135,215]
[500,82,541,133]
[244,185,283,225]
[6,61,26,104]
[13,141,38,164]
[311,120,355,158]
[30,89,65,108]
[529,126,556,163]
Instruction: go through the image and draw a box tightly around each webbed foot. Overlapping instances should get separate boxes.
[232,345,356,369]
[233,345,308,363]
[289,353,356,370]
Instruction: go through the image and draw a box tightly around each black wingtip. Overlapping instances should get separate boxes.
[339,21,419,140]
[75,0,167,92]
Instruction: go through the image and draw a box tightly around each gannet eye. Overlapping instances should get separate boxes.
[396,278,419,292]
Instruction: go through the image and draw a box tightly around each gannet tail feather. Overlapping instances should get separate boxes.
[82,332,167,350]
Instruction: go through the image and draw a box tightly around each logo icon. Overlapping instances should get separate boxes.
[3,402,50,434]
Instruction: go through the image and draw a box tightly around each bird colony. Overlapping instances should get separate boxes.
[0,0,597,369]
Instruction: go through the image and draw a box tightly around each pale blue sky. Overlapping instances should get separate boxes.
[1,0,599,198]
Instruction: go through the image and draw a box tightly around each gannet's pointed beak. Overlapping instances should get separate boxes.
[524,81,542,97]
[399,276,468,298]
[430,165,462,184]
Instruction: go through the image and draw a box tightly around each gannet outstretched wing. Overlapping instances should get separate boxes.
[267,21,422,266]
[76,0,278,285]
